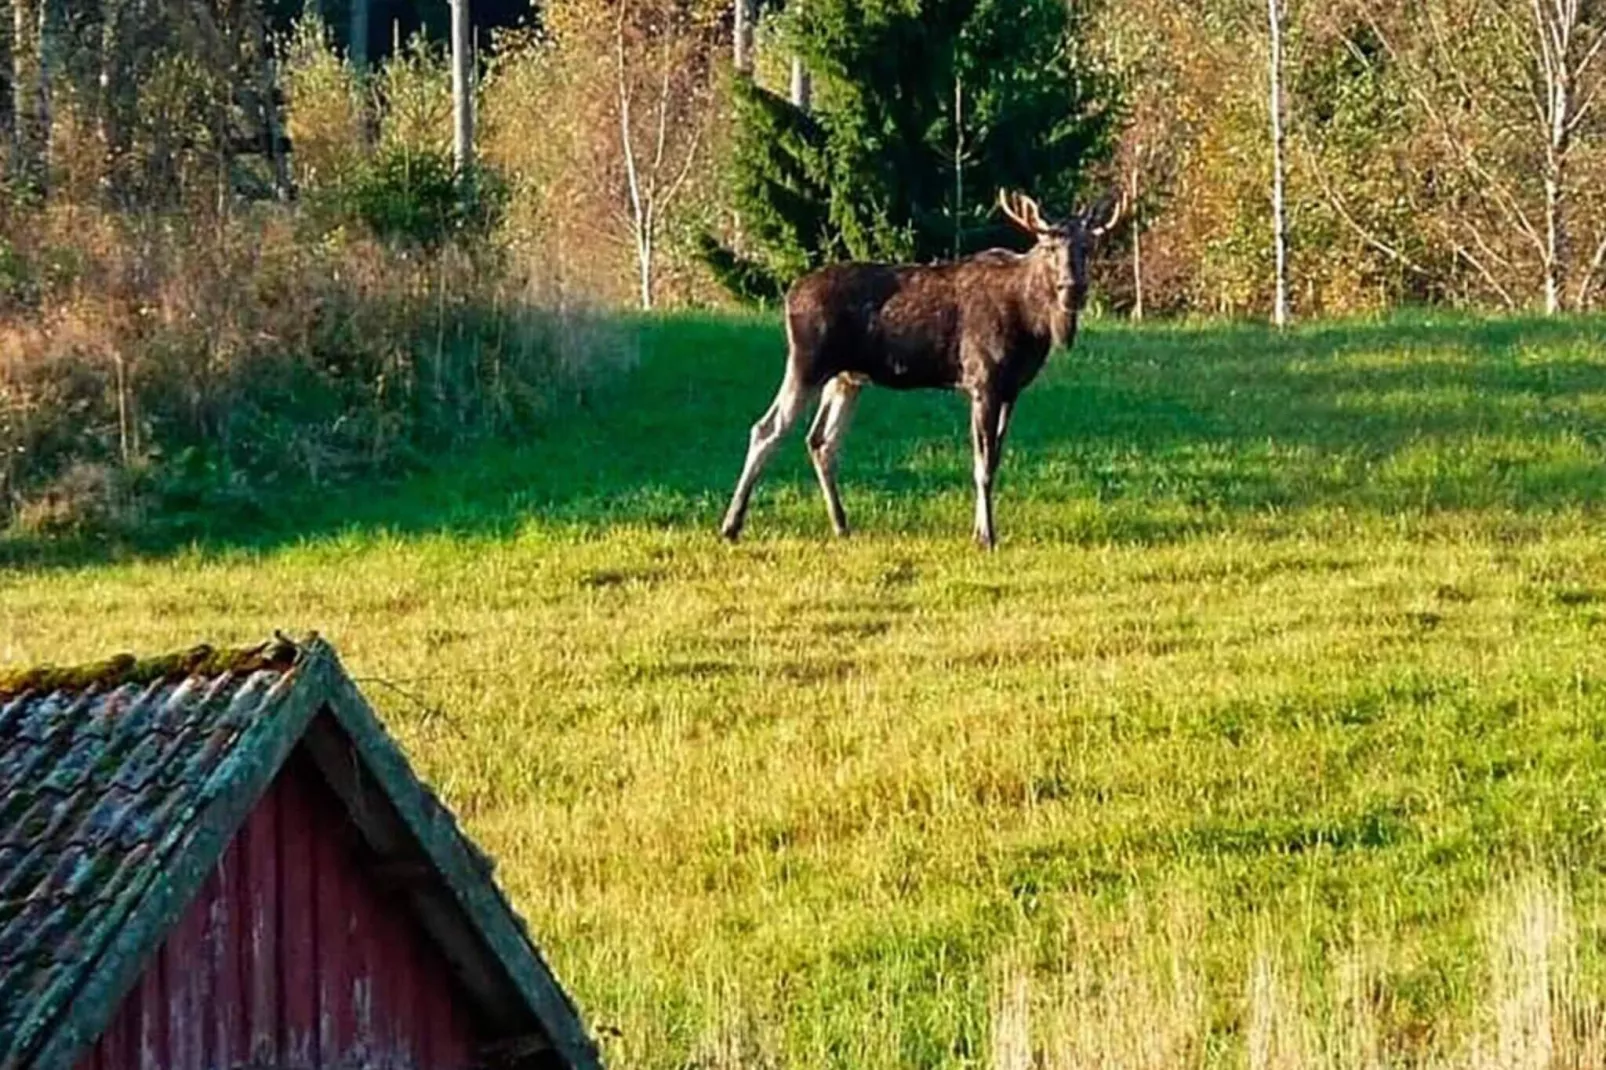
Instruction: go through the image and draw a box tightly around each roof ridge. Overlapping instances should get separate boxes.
[0,631,311,701]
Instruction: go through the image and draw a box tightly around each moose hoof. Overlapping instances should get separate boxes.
[720,518,744,542]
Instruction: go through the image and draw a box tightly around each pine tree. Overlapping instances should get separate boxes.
[701,0,1118,303]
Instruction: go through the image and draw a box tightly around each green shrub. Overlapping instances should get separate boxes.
[327,147,509,249]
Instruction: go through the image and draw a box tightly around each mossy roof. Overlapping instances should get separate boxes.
[0,635,600,1070]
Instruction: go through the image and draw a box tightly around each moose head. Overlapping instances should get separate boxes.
[996,188,1126,315]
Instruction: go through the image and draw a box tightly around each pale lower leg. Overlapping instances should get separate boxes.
[973,458,994,548]
[971,396,1001,549]
[721,377,815,540]
[807,376,861,536]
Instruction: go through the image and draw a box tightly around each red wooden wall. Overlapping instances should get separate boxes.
[75,749,486,1070]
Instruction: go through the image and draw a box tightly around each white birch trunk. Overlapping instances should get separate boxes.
[1131,165,1145,321]
[1544,124,1565,315]
[36,0,53,184]
[790,55,811,111]
[618,10,653,311]
[953,73,963,257]
[1267,0,1289,328]
[616,8,708,311]
[790,0,811,110]
[1532,0,1587,315]
[734,0,754,76]
[11,0,28,169]
[450,0,473,174]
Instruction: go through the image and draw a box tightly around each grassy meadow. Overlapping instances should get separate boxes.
[6,312,1606,1066]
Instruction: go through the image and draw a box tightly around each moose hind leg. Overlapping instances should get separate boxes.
[721,374,816,541]
[806,375,862,537]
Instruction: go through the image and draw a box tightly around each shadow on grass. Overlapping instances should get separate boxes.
[6,311,1606,569]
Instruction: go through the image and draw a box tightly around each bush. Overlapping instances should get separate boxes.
[328,147,509,250]
[0,11,660,540]
[0,207,631,535]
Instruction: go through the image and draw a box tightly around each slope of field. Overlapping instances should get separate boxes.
[5,313,1606,1067]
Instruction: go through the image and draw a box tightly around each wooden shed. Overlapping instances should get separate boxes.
[0,635,601,1070]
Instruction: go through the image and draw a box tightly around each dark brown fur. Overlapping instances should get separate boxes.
[719,191,1119,549]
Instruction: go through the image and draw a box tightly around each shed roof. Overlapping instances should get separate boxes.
[0,634,600,1070]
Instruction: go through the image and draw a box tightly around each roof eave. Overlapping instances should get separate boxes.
[312,643,603,1070]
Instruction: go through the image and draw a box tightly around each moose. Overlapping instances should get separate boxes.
[719,189,1124,549]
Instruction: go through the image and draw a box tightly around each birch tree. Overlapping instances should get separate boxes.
[1528,0,1606,311]
[1363,0,1606,311]
[10,0,45,187]
[1097,1,1192,319]
[789,0,810,109]
[734,0,753,75]
[612,1,715,309]
[1267,0,1290,326]
[451,0,472,173]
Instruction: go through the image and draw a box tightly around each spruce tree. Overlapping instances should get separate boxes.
[702,0,1118,303]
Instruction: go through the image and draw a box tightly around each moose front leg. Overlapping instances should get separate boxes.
[970,392,1005,550]
[722,372,817,541]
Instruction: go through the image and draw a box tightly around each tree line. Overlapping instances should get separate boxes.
[1,0,1605,320]
[688,0,1606,320]
[4,0,1604,532]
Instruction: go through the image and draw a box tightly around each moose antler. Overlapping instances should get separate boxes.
[1086,187,1130,238]
[997,190,1050,235]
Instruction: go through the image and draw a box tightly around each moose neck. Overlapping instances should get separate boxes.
[1022,250,1077,351]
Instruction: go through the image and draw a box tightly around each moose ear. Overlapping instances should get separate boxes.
[1085,187,1129,239]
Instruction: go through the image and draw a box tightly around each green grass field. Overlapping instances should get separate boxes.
[6,312,1606,1066]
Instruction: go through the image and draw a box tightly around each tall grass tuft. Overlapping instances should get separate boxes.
[986,877,1606,1069]
[1477,876,1606,1070]
[0,206,630,532]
